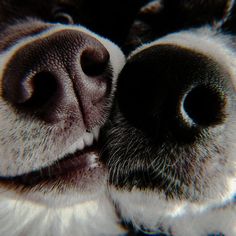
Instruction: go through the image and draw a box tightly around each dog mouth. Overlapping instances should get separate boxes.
[1,128,105,189]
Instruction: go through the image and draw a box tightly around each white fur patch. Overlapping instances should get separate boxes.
[111,188,236,236]
[0,190,125,236]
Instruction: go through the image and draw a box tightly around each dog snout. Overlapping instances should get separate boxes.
[3,29,111,127]
[117,44,232,142]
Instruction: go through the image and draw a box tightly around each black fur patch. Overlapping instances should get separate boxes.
[0,0,148,47]
[125,0,233,52]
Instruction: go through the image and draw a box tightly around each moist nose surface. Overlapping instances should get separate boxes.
[3,29,112,128]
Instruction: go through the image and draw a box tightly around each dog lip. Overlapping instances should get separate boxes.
[3,144,101,187]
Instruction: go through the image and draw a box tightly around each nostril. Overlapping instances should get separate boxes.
[80,47,110,77]
[20,72,58,109]
[181,85,226,127]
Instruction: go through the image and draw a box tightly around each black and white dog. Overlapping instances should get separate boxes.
[103,1,236,235]
[0,0,134,235]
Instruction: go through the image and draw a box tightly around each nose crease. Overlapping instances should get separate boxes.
[68,71,88,130]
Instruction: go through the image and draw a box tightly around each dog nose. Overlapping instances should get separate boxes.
[3,30,111,127]
[117,44,233,142]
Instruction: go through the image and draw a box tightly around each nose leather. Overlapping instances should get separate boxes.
[3,29,112,129]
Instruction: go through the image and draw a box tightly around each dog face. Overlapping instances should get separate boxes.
[0,0,126,206]
[102,0,236,234]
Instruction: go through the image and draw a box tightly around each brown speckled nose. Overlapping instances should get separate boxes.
[3,30,112,129]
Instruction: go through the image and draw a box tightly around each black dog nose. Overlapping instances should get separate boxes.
[3,30,111,127]
[117,44,233,143]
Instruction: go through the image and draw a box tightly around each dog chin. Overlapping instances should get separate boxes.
[1,172,108,208]
[1,153,108,207]
[0,186,124,236]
